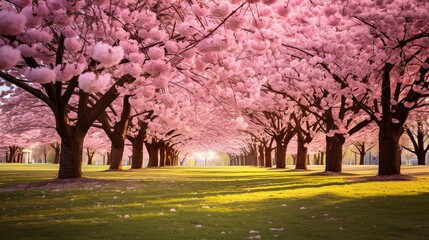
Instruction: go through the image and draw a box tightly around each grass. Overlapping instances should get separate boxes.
[0,164,429,240]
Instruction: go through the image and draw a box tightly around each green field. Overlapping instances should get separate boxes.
[0,164,429,240]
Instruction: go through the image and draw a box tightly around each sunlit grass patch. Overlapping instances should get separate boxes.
[0,164,429,239]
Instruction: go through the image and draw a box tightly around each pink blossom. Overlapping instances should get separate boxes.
[16,44,35,57]
[226,16,247,31]
[20,7,43,28]
[128,53,146,63]
[164,40,179,53]
[24,29,53,43]
[10,0,32,7]
[25,67,56,84]
[142,85,156,98]
[177,22,195,37]
[192,4,209,17]
[148,47,165,60]
[0,11,27,36]
[92,42,124,67]
[64,37,83,53]
[147,28,166,42]
[120,40,139,54]
[0,45,21,70]
[143,60,169,77]
[210,3,230,18]
[277,5,291,17]
[78,72,111,93]
[54,63,86,82]
[152,76,169,88]
[53,10,74,26]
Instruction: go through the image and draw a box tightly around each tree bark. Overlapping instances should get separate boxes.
[264,147,272,167]
[275,142,287,168]
[109,142,125,170]
[258,144,264,167]
[58,132,84,179]
[378,124,402,175]
[146,141,159,167]
[325,134,345,172]
[52,142,61,164]
[159,141,165,167]
[131,139,144,169]
[295,139,308,170]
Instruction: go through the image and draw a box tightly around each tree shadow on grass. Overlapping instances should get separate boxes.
[1,191,428,240]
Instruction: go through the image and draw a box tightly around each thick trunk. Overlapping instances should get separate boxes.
[378,125,402,175]
[131,139,144,169]
[359,152,365,165]
[258,144,264,167]
[275,143,287,168]
[165,146,172,166]
[252,143,258,166]
[58,133,84,179]
[109,144,125,170]
[417,151,426,165]
[296,142,308,170]
[146,141,159,167]
[264,147,272,167]
[325,134,345,172]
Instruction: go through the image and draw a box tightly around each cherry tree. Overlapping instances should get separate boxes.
[310,0,429,175]
[0,0,258,178]
[403,113,429,165]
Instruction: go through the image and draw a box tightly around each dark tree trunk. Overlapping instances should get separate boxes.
[87,149,93,165]
[146,141,159,167]
[378,124,402,175]
[109,142,125,170]
[325,134,345,172]
[159,141,165,167]
[165,145,172,166]
[258,144,264,167]
[275,142,286,168]
[58,133,84,179]
[417,151,426,165]
[7,146,22,163]
[106,151,112,165]
[321,152,325,165]
[131,139,144,169]
[264,147,272,167]
[359,153,365,165]
[295,140,308,170]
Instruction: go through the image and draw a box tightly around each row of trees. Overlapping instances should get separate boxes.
[0,0,428,178]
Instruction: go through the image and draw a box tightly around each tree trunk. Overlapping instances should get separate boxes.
[264,147,272,167]
[58,133,84,179]
[87,150,93,165]
[106,151,112,165]
[109,145,125,170]
[131,139,144,169]
[416,151,426,165]
[275,142,286,168]
[359,152,365,165]
[378,125,402,175]
[146,141,159,167]
[296,140,308,170]
[258,144,264,167]
[159,141,165,167]
[325,134,345,172]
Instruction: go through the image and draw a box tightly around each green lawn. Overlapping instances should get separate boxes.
[0,164,429,240]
